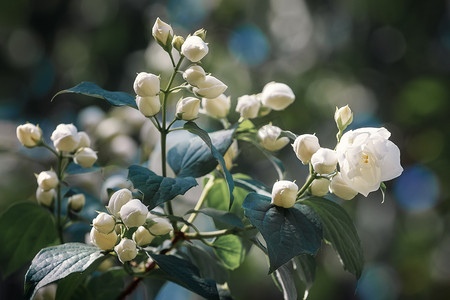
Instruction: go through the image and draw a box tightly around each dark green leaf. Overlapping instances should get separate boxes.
[65,162,100,175]
[303,197,364,279]
[25,243,107,299]
[128,165,198,210]
[273,261,297,300]
[181,122,235,209]
[0,202,58,278]
[185,243,229,284]
[234,177,270,195]
[294,254,316,292]
[279,130,298,141]
[242,193,322,273]
[52,82,137,108]
[148,253,219,299]
[185,208,244,229]
[213,235,245,270]
[85,267,126,300]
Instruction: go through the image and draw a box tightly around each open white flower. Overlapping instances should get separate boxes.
[257,124,289,152]
[336,127,403,196]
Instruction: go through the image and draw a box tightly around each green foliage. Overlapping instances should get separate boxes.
[273,262,297,300]
[293,254,316,292]
[0,202,58,278]
[242,193,322,273]
[185,208,244,229]
[303,197,364,279]
[213,235,245,270]
[127,165,198,210]
[185,243,229,284]
[52,82,137,108]
[24,243,108,299]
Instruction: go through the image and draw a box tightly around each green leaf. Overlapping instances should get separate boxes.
[185,208,244,229]
[181,121,235,209]
[279,130,298,141]
[303,197,364,279]
[85,267,126,300]
[52,82,137,108]
[273,262,297,300]
[148,253,219,300]
[0,202,58,278]
[213,235,245,270]
[65,162,101,175]
[242,193,322,273]
[25,243,107,299]
[184,243,229,284]
[127,165,198,210]
[233,177,270,195]
[293,254,316,294]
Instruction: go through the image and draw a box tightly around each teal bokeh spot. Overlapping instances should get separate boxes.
[228,24,269,66]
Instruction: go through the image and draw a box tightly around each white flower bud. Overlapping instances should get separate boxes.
[36,188,55,207]
[292,134,320,164]
[335,105,353,131]
[114,238,138,263]
[261,82,295,111]
[120,199,148,228]
[329,172,358,200]
[77,131,91,148]
[133,226,155,246]
[93,212,116,234]
[176,97,200,120]
[311,148,338,174]
[183,65,206,86]
[133,72,160,97]
[193,28,207,40]
[271,180,298,208]
[51,123,80,152]
[257,124,289,152]
[107,188,132,217]
[172,35,185,52]
[310,178,330,197]
[16,123,42,148]
[68,193,85,212]
[74,147,98,168]
[37,170,58,191]
[152,17,173,47]
[193,75,227,99]
[201,94,230,119]
[136,95,161,117]
[90,227,118,251]
[181,35,209,62]
[235,94,261,119]
[148,217,173,235]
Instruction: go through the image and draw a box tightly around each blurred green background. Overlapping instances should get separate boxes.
[1,0,449,299]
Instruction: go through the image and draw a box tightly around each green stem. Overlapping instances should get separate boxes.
[40,141,59,157]
[296,164,316,199]
[56,152,64,244]
[185,225,256,239]
[181,175,216,233]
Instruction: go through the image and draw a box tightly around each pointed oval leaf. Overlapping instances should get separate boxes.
[128,165,198,210]
[25,243,107,299]
[293,254,316,294]
[274,262,297,300]
[185,208,244,229]
[52,82,137,108]
[185,243,229,284]
[0,202,57,278]
[303,197,364,279]
[213,235,245,270]
[242,193,322,273]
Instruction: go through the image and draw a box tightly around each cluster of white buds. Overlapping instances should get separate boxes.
[35,170,58,207]
[133,72,161,117]
[89,188,174,263]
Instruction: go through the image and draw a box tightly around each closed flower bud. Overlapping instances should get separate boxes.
[120,199,149,228]
[133,226,155,246]
[172,35,185,52]
[335,105,353,131]
[257,124,289,152]
[329,172,358,200]
[77,131,91,148]
[74,147,98,168]
[114,238,138,263]
[37,170,58,191]
[36,188,55,207]
[271,180,298,208]
[152,17,173,48]
[292,134,320,164]
[68,193,85,212]
[136,95,161,117]
[16,123,42,147]
[90,227,118,250]
[261,82,295,111]
[176,97,201,120]
[181,35,209,62]
[310,178,330,197]
[183,65,206,86]
[148,217,173,235]
[193,75,227,99]
[51,123,80,152]
[202,94,230,119]
[133,72,160,97]
[107,188,132,217]
[235,94,261,119]
[93,212,116,234]
[311,148,338,174]
[193,28,207,40]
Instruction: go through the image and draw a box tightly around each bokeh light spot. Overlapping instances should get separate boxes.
[228,24,269,66]
[393,165,440,212]
[357,264,399,300]
[168,0,207,29]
